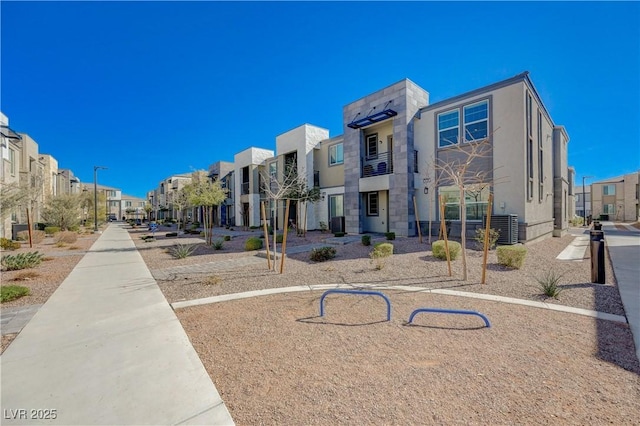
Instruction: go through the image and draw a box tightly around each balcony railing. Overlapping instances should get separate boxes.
[361,151,393,178]
[241,181,250,195]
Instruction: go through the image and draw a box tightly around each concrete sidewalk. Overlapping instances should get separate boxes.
[601,221,640,361]
[1,224,234,425]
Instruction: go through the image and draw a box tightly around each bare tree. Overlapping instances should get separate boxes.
[431,136,496,281]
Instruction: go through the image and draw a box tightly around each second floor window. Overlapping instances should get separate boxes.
[366,134,378,158]
[329,143,343,166]
[463,100,488,141]
[603,184,615,196]
[9,148,15,175]
[438,110,459,147]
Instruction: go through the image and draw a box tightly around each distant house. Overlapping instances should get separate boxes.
[591,172,640,222]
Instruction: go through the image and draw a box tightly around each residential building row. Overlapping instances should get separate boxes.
[0,112,146,239]
[575,172,639,222]
[148,71,580,243]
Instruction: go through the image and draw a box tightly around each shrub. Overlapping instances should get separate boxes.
[310,246,336,262]
[249,225,259,229]
[497,245,528,269]
[385,232,396,241]
[276,234,284,243]
[473,228,500,250]
[54,231,78,244]
[54,241,66,248]
[1,251,44,271]
[165,232,178,237]
[361,235,371,246]
[432,240,461,260]
[212,239,224,250]
[1,285,31,303]
[202,275,222,286]
[244,237,263,251]
[537,269,564,299]
[223,235,231,241]
[370,243,394,269]
[319,221,328,233]
[68,225,80,232]
[44,226,61,235]
[0,238,21,251]
[17,230,46,244]
[168,244,198,259]
[334,232,345,237]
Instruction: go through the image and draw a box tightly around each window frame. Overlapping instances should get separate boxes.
[329,142,344,166]
[462,100,488,143]
[366,134,378,159]
[9,148,15,175]
[437,110,460,148]
[526,92,534,201]
[439,185,490,221]
[603,184,616,196]
[366,192,379,216]
[538,110,544,203]
[329,194,344,219]
[603,204,615,214]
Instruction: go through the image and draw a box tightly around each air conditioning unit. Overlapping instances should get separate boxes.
[484,214,518,245]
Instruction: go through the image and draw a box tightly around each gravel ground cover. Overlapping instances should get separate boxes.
[135,226,639,424]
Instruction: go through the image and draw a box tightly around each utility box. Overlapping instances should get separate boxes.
[484,214,518,245]
[11,224,29,241]
[590,230,605,284]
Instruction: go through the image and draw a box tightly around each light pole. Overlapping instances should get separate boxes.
[582,175,593,226]
[94,166,107,231]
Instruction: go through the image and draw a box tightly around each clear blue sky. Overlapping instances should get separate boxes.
[2,1,638,198]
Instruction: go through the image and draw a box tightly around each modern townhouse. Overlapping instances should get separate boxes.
[151,173,192,221]
[15,132,46,226]
[313,135,345,233]
[57,169,82,195]
[1,112,23,239]
[121,194,148,221]
[208,161,234,226]
[591,172,640,222]
[233,147,274,228]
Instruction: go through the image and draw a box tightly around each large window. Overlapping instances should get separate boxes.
[438,110,459,147]
[439,185,490,221]
[367,192,379,216]
[329,194,343,218]
[603,204,615,214]
[329,143,343,166]
[9,148,15,175]
[269,162,277,178]
[538,110,544,202]
[366,134,378,158]
[526,92,534,201]
[463,101,488,141]
[603,185,616,196]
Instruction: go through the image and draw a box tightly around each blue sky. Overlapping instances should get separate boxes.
[2,1,638,198]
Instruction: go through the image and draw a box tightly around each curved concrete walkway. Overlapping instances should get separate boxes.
[1,224,234,425]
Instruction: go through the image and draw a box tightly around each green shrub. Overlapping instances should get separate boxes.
[44,226,61,235]
[385,232,396,241]
[168,244,198,259]
[165,232,178,237]
[276,234,284,243]
[432,240,461,260]
[54,231,78,244]
[370,243,394,269]
[497,245,528,269]
[536,270,564,299]
[244,237,263,251]
[0,238,21,251]
[17,230,46,244]
[68,225,80,232]
[249,225,259,229]
[310,246,336,262]
[223,235,231,241]
[334,232,345,237]
[1,252,44,271]
[361,235,371,246]
[1,285,31,303]
[319,221,328,233]
[212,239,224,250]
[473,228,500,250]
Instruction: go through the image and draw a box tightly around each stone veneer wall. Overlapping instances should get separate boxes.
[342,79,429,236]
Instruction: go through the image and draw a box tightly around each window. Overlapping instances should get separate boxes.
[603,204,615,214]
[125,201,132,207]
[439,185,490,221]
[603,184,616,196]
[538,110,544,202]
[9,148,15,175]
[110,201,118,207]
[526,92,534,201]
[160,183,164,195]
[438,110,459,147]
[463,101,488,142]
[329,143,343,166]
[329,194,343,218]
[367,192,379,216]
[269,162,277,178]
[366,134,378,158]
[413,150,419,173]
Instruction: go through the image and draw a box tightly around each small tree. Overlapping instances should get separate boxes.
[184,170,226,245]
[41,194,83,230]
[144,204,153,222]
[171,187,190,231]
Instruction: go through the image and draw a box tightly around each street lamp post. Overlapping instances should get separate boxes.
[94,166,107,232]
[582,175,593,227]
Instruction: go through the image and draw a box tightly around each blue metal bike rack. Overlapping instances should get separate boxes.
[408,308,491,328]
[319,289,392,321]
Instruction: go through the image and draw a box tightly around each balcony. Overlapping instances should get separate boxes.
[361,151,393,178]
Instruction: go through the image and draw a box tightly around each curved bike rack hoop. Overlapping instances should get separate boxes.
[408,308,491,328]
[319,289,391,322]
